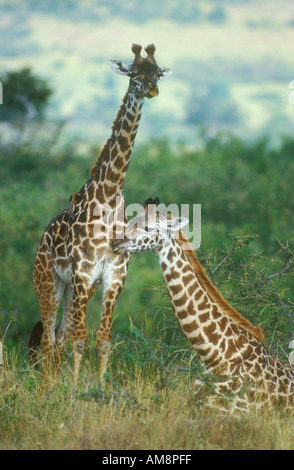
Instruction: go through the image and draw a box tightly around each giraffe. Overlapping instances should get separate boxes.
[30,45,172,394]
[111,199,294,413]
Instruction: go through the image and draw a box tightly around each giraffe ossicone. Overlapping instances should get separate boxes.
[108,43,173,97]
[112,199,294,413]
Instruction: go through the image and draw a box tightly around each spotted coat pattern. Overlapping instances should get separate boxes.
[32,45,171,393]
[112,201,294,413]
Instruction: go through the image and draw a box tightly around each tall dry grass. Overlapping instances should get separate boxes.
[1,335,294,450]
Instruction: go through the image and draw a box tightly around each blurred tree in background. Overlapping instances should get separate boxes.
[0,67,52,124]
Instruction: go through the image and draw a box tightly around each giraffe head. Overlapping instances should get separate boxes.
[109,44,172,99]
[111,198,188,254]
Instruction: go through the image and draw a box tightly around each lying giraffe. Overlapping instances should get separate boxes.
[30,45,172,393]
[112,199,294,413]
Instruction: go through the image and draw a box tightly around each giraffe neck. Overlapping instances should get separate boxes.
[156,238,261,372]
[90,88,144,201]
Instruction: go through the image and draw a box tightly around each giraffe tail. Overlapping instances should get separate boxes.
[28,321,62,366]
[28,321,43,366]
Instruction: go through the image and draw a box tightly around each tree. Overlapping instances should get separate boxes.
[0,67,53,124]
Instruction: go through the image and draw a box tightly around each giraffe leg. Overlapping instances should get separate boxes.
[52,283,75,379]
[53,283,99,388]
[33,250,65,395]
[96,255,129,380]
[71,306,88,389]
[70,272,90,388]
[40,319,58,395]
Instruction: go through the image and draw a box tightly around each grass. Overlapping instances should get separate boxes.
[1,331,294,450]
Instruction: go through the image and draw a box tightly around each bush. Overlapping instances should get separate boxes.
[0,67,52,123]
[0,131,293,363]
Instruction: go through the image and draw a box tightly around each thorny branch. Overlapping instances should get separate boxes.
[205,235,294,330]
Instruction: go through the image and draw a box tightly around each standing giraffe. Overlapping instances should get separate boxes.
[30,45,172,393]
[112,199,294,413]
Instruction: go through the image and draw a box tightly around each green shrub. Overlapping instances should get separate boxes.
[0,131,293,361]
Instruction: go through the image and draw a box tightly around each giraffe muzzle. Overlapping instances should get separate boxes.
[145,85,159,99]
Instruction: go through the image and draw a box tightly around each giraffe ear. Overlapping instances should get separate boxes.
[167,217,189,231]
[159,67,173,81]
[109,59,131,76]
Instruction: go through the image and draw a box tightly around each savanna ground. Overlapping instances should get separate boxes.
[1,328,294,451]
